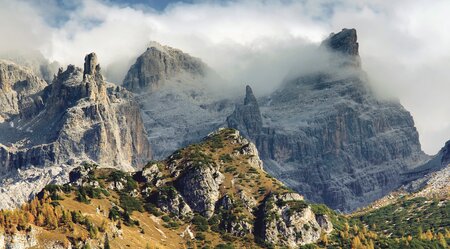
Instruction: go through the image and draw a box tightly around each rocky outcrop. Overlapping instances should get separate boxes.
[175,163,224,218]
[0,53,151,209]
[123,43,207,92]
[155,186,193,218]
[259,193,332,247]
[0,229,37,249]
[228,29,428,211]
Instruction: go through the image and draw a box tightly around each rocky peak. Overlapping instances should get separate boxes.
[321,28,360,68]
[83,52,99,79]
[123,43,207,92]
[322,28,359,56]
[244,85,258,105]
[227,86,263,137]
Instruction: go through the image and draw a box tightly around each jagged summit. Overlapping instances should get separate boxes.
[322,28,359,56]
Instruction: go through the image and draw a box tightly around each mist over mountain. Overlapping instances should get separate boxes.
[1,0,450,153]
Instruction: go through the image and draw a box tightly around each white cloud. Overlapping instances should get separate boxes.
[1,0,450,154]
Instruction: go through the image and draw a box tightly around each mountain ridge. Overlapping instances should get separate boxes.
[0,53,151,209]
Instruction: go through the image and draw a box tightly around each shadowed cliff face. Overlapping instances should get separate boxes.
[228,29,428,212]
[0,53,151,209]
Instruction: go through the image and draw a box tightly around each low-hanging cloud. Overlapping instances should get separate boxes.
[2,0,450,154]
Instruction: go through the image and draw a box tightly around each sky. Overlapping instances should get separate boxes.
[0,0,449,154]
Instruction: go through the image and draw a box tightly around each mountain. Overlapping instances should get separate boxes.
[227,28,429,211]
[0,53,151,209]
[0,128,335,248]
[122,43,235,158]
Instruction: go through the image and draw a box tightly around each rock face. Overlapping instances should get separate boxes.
[123,44,234,158]
[0,53,151,209]
[176,163,225,217]
[228,29,428,211]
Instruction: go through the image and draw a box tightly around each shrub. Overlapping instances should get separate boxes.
[119,193,143,212]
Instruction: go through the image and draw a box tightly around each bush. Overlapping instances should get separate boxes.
[119,193,144,212]
[108,206,121,221]
[192,214,209,232]
[75,188,90,204]
[219,154,233,163]
[144,203,163,216]
[196,232,206,241]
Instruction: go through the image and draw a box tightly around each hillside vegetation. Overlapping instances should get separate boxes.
[0,129,448,249]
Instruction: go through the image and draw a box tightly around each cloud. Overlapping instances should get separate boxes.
[1,0,450,154]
